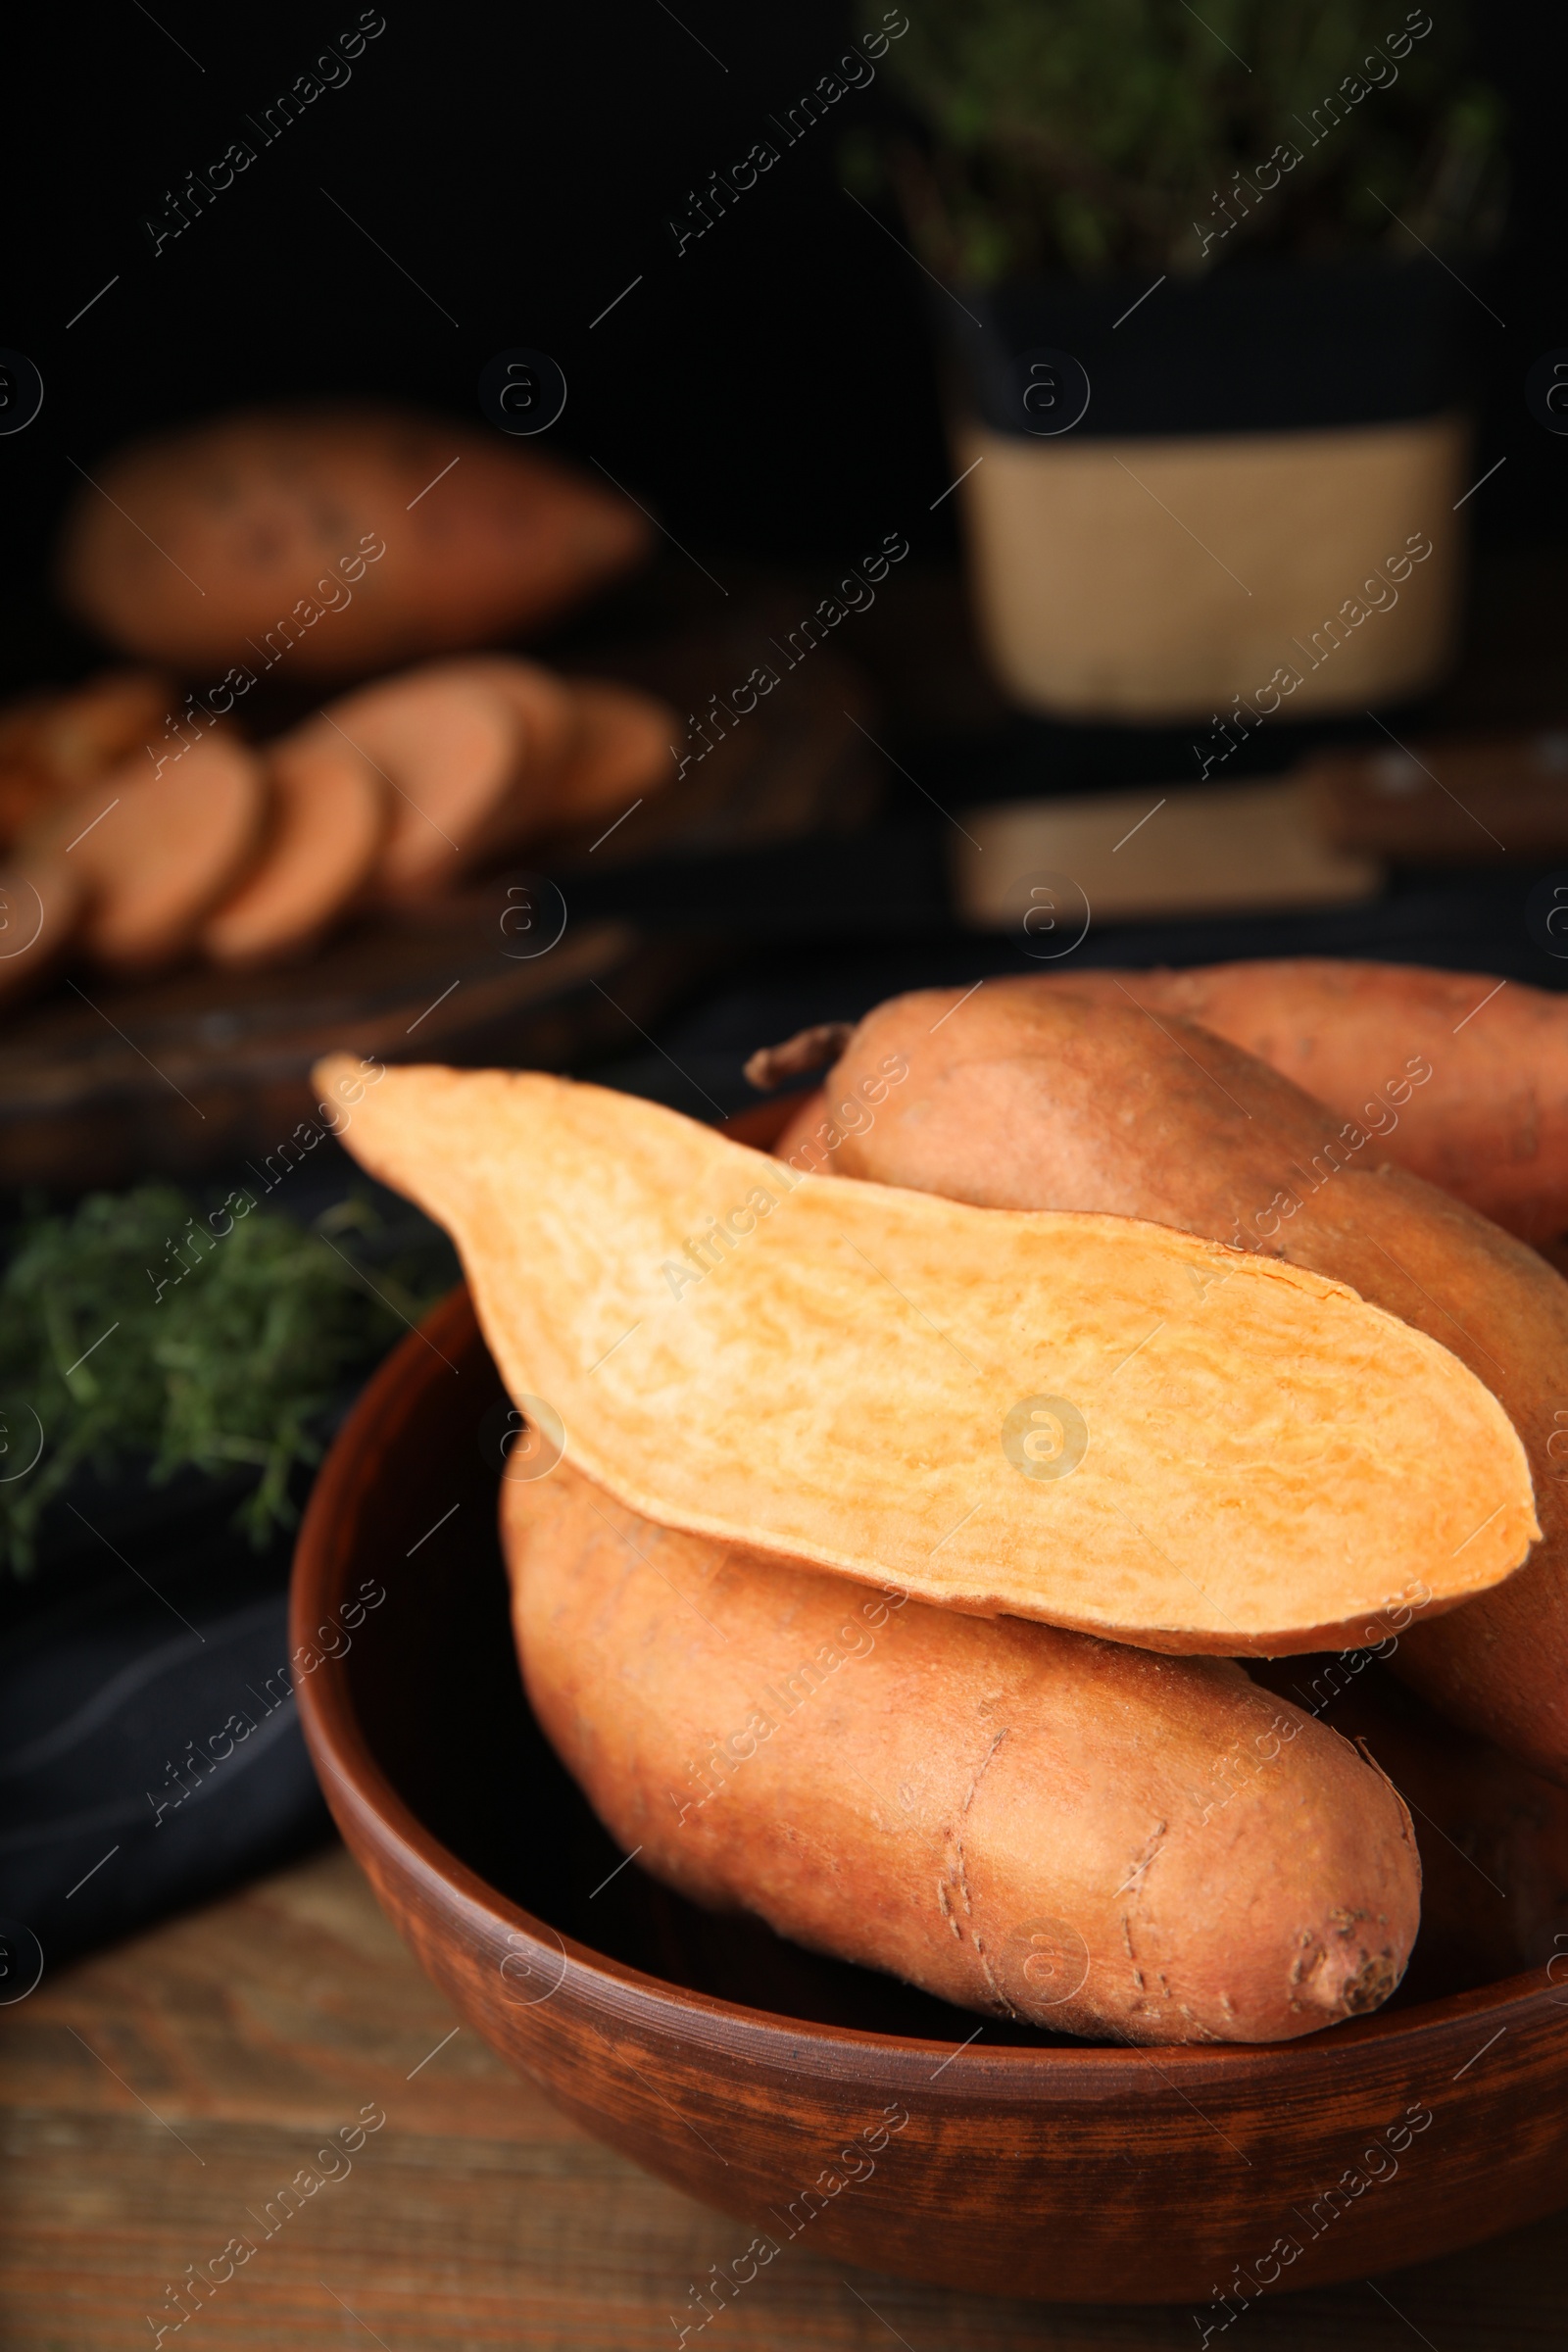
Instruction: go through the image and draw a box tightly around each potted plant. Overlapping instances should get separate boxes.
[857,0,1504,723]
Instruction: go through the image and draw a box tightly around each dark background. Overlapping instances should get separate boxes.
[4,0,1565,698]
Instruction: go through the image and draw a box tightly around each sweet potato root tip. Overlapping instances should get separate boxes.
[1249,1651,1568,1997]
[745,1022,855,1093]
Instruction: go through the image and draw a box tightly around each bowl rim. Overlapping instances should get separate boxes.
[293,1277,1562,2085]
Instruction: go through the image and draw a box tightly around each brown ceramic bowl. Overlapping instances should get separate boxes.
[292,1104,1568,2306]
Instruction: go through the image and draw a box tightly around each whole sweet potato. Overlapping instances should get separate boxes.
[1071,960,1568,1244]
[777,979,1568,1782]
[57,407,649,679]
[502,1461,1420,2045]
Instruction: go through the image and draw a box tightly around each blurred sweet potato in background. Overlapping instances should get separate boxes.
[0,656,675,994]
[0,670,172,845]
[55,405,653,680]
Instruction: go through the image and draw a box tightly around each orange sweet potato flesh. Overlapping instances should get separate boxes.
[0,669,172,847]
[200,729,386,965]
[441,655,576,767]
[318,1055,1536,1656]
[549,680,677,826]
[782,979,1568,1778]
[28,731,264,970]
[501,1461,1422,2044]
[318,667,522,902]
[1069,960,1568,1244]
[440,664,675,851]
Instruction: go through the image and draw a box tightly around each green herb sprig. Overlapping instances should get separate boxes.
[0,1184,454,1575]
[856,0,1503,282]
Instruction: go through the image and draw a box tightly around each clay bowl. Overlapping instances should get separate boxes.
[292,1102,1568,2307]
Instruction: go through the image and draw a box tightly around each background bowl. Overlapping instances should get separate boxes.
[292,1144,1568,2308]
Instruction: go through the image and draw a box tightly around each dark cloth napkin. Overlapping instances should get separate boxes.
[0,1492,328,1979]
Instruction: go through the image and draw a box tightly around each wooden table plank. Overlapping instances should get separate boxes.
[3,1842,1566,2350]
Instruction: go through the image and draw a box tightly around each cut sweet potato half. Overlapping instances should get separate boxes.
[200,730,387,965]
[318,1058,1539,1655]
[785,979,1568,1781]
[30,731,265,970]
[318,666,524,902]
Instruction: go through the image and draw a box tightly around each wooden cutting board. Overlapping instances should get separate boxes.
[0,910,713,1194]
[0,622,882,1194]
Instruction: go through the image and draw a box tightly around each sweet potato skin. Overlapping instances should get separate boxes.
[780,979,1568,1783]
[1071,960,1568,1244]
[56,408,649,677]
[502,1462,1419,2045]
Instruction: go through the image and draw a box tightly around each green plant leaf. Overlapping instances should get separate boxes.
[859,0,1502,281]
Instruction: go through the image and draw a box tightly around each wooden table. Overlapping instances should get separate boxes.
[2,1842,1566,2350]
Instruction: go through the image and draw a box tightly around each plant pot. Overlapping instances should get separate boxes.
[941,258,1473,723]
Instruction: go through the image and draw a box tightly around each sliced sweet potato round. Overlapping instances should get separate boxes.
[550,678,677,826]
[200,730,387,965]
[443,667,677,855]
[0,856,83,1003]
[443,656,577,775]
[434,656,581,858]
[33,670,174,786]
[29,730,265,970]
[0,669,172,848]
[317,667,525,903]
